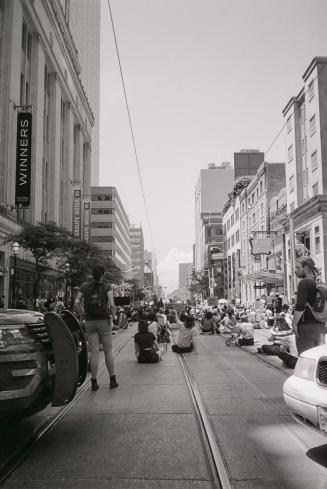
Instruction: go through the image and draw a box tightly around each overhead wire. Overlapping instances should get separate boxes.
[264,61,327,156]
[106,0,157,259]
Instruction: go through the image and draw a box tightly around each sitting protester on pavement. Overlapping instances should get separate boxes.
[236,314,254,346]
[201,311,216,334]
[172,314,197,353]
[134,320,164,363]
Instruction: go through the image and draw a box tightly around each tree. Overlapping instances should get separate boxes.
[7,222,72,306]
[223,176,253,214]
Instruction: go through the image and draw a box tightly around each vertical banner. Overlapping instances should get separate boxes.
[83,201,90,242]
[15,112,32,207]
[72,189,81,240]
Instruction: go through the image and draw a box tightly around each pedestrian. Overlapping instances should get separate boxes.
[74,265,119,391]
[134,319,164,363]
[292,256,326,355]
[172,314,197,353]
[54,296,65,314]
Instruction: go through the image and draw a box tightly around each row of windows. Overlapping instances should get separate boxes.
[289,174,318,195]
[91,194,114,201]
[91,208,115,215]
[226,230,240,250]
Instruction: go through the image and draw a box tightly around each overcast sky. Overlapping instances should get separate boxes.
[99,0,327,292]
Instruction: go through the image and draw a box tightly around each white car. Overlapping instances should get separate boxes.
[283,344,327,436]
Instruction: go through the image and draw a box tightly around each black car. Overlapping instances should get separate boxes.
[0,309,87,419]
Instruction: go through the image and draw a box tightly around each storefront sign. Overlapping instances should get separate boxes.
[83,201,90,241]
[249,237,272,255]
[15,112,32,207]
[73,189,81,240]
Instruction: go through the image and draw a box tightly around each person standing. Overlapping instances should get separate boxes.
[292,256,325,355]
[75,265,118,391]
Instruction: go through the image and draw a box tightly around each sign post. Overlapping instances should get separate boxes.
[15,111,32,208]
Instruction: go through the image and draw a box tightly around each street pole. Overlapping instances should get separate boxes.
[11,242,20,308]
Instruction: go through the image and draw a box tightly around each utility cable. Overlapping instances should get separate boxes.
[265,61,327,156]
[106,0,157,259]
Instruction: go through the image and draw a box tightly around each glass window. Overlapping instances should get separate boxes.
[231,214,234,226]
[260,180,263,193]
[308,80,315,101]
[231,235,235,247]
[288,145,293,163]
[287,116,292,133]
[311,150,318,171]
[315,236,320,254]
[261,202,263,216]
[312,182,319,196]
[236,230,240,242]
[310,115,316,136]
[289,175,295,192]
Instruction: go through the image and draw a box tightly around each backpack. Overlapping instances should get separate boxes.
[307,283,327,323]
[84,281,108,318]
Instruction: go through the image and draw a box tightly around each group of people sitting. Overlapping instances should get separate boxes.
[133,308,198,363]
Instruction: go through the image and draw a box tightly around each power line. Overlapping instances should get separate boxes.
[265,61,327,156]
[106,0,157,259]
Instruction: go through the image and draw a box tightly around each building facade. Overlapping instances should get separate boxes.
[282,57,327,295]
[178,262,193,299]
[90,187,131,270]
[0,0,98,306]
[234,150,264,179]
[130,225,144,287]
[194,163,234,272]
[223,200,241,301]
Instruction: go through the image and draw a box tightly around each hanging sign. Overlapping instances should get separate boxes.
[15,112,32,207]
[72,189,81,240]
[83,201,90,241]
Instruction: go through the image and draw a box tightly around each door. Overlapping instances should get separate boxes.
[45,312,79,407]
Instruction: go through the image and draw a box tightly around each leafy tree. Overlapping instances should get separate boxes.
[7,222,72,306]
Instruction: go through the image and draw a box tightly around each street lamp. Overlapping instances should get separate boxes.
[11,242,20,307]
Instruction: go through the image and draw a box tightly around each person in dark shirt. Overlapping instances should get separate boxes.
[134,320,164,363]
[292,256,325,355]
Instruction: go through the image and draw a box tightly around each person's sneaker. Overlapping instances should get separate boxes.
[91,378,99,391]
[110,375,119,389]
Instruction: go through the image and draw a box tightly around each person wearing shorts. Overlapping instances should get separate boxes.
[75,265,118,391]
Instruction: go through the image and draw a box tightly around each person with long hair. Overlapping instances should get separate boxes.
[172,314,197,353]
[134,320,164,363]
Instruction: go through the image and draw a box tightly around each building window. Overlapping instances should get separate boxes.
[289,175,295,193]
[312,182,319,196]
[231,234,235,247]
[252,212,255,226]
[287,116,292,133]
[236,230,240,242]
[308,80,315,101]
[227,219,230,231]
[288,145,293,163]
[311,150,318,171]
[235,209,239,221]
[231,214,234,226]
[252,193,255,204]
[315,226,320,254]
[241,202,245,213]
[260,202,263,217]
[290,202,295,212]
[227,238,230,250]
[310,114,316,136]
[92,194,114,201]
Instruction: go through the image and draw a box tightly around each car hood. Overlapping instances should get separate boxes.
[301,343,327,361]
[0,310,43,326]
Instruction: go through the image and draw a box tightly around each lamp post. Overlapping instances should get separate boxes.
[65,262,70,307]
[11,242,20,307]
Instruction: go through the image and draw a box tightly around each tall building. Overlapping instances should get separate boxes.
[90,187,131,270]
[130,225,144,287]
[178,263,193,299]
[234,150,264,179]
[0,0,98,306]
[195,163,234,272]
[68,0,101,186]
[282,57,327,292]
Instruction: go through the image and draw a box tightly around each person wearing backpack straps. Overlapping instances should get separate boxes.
[292,256,326,355]
[75,265,119,391]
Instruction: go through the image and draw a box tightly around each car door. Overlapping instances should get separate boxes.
[45,312,79,407]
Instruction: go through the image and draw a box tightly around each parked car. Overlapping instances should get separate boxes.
[0,309,87,419]
[283,344,327,436]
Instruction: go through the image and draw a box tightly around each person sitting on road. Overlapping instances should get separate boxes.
[277,334,298,369]
[236,314,254,346]
[147,311,159,338]
[134,320,164,363]
[201,311,216,334]
[172,315,197,354]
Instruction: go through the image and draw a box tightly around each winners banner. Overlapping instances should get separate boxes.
[15,112,32,207]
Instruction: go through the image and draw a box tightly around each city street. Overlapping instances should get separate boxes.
[1,325,327,489]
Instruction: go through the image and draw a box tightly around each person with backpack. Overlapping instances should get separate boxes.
[292,256,326,355]
[74,265,119,391]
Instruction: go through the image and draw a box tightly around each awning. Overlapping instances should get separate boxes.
[242,270,284,285]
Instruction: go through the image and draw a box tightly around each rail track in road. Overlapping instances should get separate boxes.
[0,330,132,487]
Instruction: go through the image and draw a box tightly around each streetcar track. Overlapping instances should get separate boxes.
[0,330,132,486]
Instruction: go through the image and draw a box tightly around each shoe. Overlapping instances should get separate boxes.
[110,375,119,389]
[91,378,99,391]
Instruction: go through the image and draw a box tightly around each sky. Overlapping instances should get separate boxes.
[99,0,327,292]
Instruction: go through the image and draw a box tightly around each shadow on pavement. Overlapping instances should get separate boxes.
[306,443,327,467]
